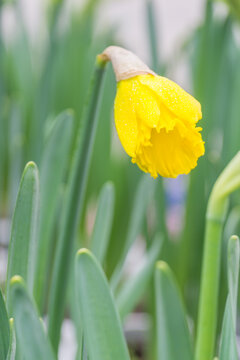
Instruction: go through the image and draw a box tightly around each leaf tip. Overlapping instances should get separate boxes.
[104,181,114,192]
[25,161,37,170]
[76,248,91,258]
[10,275,24,286]
[156,260,168,272]
[230,235,239,242]
[23,161,39,180]
[64,108,75,119]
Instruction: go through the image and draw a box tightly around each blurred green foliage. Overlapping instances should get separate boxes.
[0,0,240,359]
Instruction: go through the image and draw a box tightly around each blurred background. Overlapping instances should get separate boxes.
[1,0,240,358]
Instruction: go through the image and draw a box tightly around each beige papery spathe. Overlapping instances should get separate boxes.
[98,46,156,82]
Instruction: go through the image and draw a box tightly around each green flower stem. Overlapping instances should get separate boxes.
[47,56,107,352]
[195,216,225,360]
[195,152,240,360]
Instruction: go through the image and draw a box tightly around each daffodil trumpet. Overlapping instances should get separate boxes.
[99,46,205,178]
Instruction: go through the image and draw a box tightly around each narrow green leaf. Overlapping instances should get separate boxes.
[219,235,240,360]
[8,104,23,213]
[80,337,88,360]
[10,276,55,360]
[146,0,159,72]
[0,288,10,359]
[117,234,162,319]
[124,175,155,259]
[155,261,193,360]
[75,249,130,360]
[48,60,107,351]
[74,336,84,360]
[227,235,239,323]
[91,182,115,263]
[111,174,155,289]
[229,50,240,157]
[34,110,73,311]
[68,252,83,360]
[6,161,39,311]
[224,206,240,246]
[219,297,238,360]
[6,319,16,360]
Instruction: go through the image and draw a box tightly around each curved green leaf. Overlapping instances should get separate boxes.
[0,288,10,359]
[48,60,106,351]
[75,249,130,360]
[117,234,162,319]
[219,297,238,360]
[10,276,55,360]
[91,182,115,263]
[111,174,156,289]
[155,261,193,360]
[227,235,239,323]
[34,110,73,311]
[219,235,240,360]
[6,318,16,360]
[6,162,39,311]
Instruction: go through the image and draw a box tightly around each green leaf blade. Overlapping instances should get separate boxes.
[34,110,74,311]
[6,318,16,360]
[155,261,193,360]
[117,234,162,319]
[219,235,240,360]
[10,276,55,360]
[219,297,238,360]
[0,289,10,359]
[75,249,130,360]
[111,174,156,289]
[48,61,106,351]
[6,161,39,310]
[91,181,115,263]
[227,235,239,323]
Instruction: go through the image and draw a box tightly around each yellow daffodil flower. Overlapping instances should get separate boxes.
[99,46,205,178]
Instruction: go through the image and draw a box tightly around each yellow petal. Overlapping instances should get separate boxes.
[114,78,139,157]
[114,74,204,178]
[135,124,205,178]
[139,74,202,124]
[114,76,175,156]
